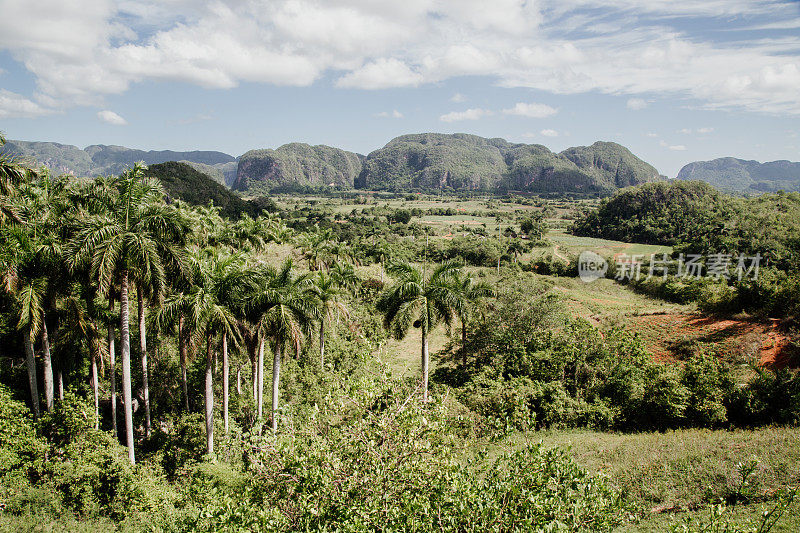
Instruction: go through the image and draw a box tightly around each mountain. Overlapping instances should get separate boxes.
[233,143,364,194]
[145,162,259,219]
[5,134,663,196]
[676,157,800,193]
[2,140,236,179]
[355,134,662,193]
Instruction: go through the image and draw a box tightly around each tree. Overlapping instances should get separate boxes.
[507,240,525,263]
[452,272,493,369]
[69,163,188,465]
[313,263,357,369]
[377,260,462,402]
[247,259,318,432]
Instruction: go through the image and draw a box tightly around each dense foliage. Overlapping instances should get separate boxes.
[677,156,800,194]
[357,134,662,194]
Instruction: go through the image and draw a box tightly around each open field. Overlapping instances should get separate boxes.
[478,427,800,532]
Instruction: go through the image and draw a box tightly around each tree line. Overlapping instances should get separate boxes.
[0,137,490,465]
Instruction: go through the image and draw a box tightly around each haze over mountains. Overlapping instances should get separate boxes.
[676,157,800,194]
[8,134,797,196]
[5,134,667,195]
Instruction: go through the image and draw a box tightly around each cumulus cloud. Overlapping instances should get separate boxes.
[502,102,558,118]
[97,109,128,125]
[697,127,714,133]
[375,109,403,118]
[669,144,687,151]
[0,90,52,118]
[627,98,648,110]
[439,108,492,122]
[540,128,559,137]
[336,58,422,89]
[678,128,692,134]
[451,93,467,103]
[0,0,799,115]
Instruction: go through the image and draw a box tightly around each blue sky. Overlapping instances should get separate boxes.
[1,0,798,178]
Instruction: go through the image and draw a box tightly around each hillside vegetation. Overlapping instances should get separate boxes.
[677,157,800,194]
[146,162,261,219]
[3,139,236,179]
[234,143,363,194]
[357,133,662,194]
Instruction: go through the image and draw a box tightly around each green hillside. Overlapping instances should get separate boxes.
[233,143,363,194]
[355,134,662,194]
[676,157,800,193]
[2,140,236,179]
[146,161,259,219]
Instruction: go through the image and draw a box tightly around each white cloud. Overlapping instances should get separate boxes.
[668,144,687,151]
[336,58,422,89]
[540,129,559,137]
[646,132,659,137]
[451,93,467,103]
[0,0,798,115]
[627,98,648,110]
[0,89,52,118]
[502,102,558,118]
[97,109,128,125]
[439,108,492,122]
[678,128,693,134]
[375,109,403,118]
[697,127,714,133]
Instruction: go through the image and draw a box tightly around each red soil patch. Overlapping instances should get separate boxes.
[628,313,794,368]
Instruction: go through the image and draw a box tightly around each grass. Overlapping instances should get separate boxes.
[475,427,800,532]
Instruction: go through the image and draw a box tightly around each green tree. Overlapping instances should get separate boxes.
[452,272,493,368]
[247,259,318,432]
[69,163,186,464]
[377,260,462,401]
[313,263,357,369]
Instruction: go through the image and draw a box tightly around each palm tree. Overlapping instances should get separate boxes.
[377,260,462,402]
[247,259,318,432]
[313,268,352,369]
[452,272,493,369]
[507,240,525,264]
[69,163,187,465]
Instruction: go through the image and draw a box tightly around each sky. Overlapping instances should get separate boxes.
[0,0,799,178]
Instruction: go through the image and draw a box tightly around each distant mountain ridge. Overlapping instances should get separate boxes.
[3,134,665,195]
[676,157,800,193]
[3,139,236,183]
[355,133,662,194]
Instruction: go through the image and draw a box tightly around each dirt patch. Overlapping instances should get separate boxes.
[629,313,794,368]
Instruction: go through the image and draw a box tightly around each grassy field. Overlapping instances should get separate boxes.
[472,427,800,532]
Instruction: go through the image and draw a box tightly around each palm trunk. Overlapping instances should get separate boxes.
[236,366,241,395]
[204,333,214,456]
[23,330,40,420]
[120,271,136,465]
[421,324,429,402]
[257,339,264,419]
[137,286,151,438]
[42,317,53,412]
[86,292,100,429]
[222,331,229,435]
[271,342,281,433]
[178,315,189,412]
[461,319,468,369]
[319,319,325,369]
[251,353,257,402]
[109,297,117,438]
[91,348,99,430]
[57,368,64,401]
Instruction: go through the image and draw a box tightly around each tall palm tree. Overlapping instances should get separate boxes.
[313,263,357,369]
[377,260,462,402]
[452,272,494,369]
[247,259,318,432]
[69,163,187,465]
